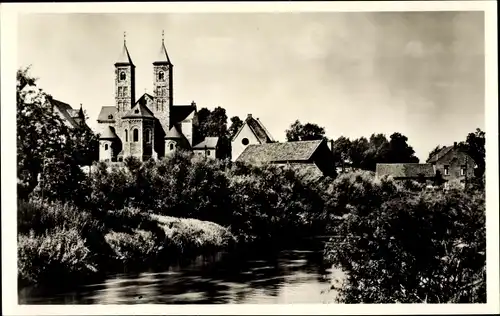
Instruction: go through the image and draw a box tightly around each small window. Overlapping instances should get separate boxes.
[118,87,123,97]
[461,165,466,176]
[123,87,128,97]
[108,114,113,119]
[125,129,128,142]
[242,138,249,145]
[133,129,139,142]
[135,109,139,114]
[206,150,210,156]
[159,71,164,81]
[120,71,126,81]
[104,144,109,150]
[444,165,449,176]
[145,129,151,143]
[170,143,174,150]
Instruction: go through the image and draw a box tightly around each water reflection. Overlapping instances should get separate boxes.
[19,240,341,304]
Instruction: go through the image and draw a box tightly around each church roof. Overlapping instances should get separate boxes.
[171,104,196,123]
[115,42,134,66]
[100,126,119,140]
[193,137,219,149]
[165,125,183,139]
[97,106,117,122]
[123,102,155,119]
[136,93,154,106]
[233,114,274,144]
[153,38,172,65]
[236,140,324,163]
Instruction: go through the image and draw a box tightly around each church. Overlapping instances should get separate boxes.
[97,33,214,162]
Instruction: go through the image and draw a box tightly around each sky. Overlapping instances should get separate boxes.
[17,12,485,161]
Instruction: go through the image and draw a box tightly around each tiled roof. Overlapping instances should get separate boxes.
[236,140,323,163]
[233,114,274,144]
[51,99,79,127]
[376,163,435,178]
[276,162,324,182]
[116,43,134,65]
[171,105,196,124]
[427,146,454,163]
[193,137,219,149]
[97,106,117,122]
[165,125,183,139]
[100,126,118,139]
[123,102,155,119]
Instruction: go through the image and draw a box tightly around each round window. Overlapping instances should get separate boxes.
[242,138,249,145]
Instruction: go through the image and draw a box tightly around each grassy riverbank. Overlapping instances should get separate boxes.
[17,199,236,286]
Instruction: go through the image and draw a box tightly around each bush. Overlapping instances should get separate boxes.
[18,228,98,284]
[324,180,486,303]
[104,229,159,264]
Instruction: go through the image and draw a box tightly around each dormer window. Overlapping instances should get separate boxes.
[120,71,126,81]
[158,71,165,81]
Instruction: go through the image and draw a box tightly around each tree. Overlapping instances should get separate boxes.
[228,116,243,140]
[17,66,96,201]
[386,132,419,164]
[194,106,231,159]
[332,136,352,170]
[285,120,326,142]
[459,128,485,177]
[349,137,370,169]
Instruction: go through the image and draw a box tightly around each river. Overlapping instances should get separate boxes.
[19,237,343,304]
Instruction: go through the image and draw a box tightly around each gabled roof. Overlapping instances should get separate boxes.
[376,163,435,178]
[426,146,454,163]
[97,106,117,122]
[236,140,324,163]
[193,137,219,149]
[100,126,119,140]
[116,42,134,66]
[135,93,154,107]
[165,125,184,139]
[233,114,274,144]
[123,102,155,119]
[171,104,196,124]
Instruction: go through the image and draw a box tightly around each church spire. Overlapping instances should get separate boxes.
[154,30,171,65]
[116,31,134,66]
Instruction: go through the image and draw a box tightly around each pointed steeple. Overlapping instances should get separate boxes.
[154,30,172,65]
[116,32,134,66]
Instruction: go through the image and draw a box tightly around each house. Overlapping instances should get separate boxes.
[426,143,476,183]
[21,83,88,130]
[96,33,217,162]
[376,163,435,183]
[231,113,275,161]
[235,139,336,177]
[192,137,221,159]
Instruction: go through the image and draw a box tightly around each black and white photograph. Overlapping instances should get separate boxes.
[1,1,498,314]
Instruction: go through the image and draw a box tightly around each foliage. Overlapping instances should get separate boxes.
[228,116,244,140]
[324,175,486,303]
[16,66,98,200]
[104,230,159,263]
[18,228,99,284]
[193,106,232,159]
[285,120,326,142]
[459,128,485,178]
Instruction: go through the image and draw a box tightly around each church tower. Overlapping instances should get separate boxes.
[152,30,173,134]
[115,32,136,117]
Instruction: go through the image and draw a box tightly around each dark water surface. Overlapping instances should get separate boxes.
[19,237,343,304]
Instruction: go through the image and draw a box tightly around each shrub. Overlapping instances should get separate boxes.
[104,229,159,264]
[18,228,98,284]
[325,182,486,303]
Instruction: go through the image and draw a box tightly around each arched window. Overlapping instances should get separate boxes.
[120,71,126,81]
[123,87,128,97]
[133,129,139,142]
[105,144,109,150]
[145,129,151,143]
[118,87,123,97]
[170,143,174,150]
[159,71,164,81]
[125,129,128,142]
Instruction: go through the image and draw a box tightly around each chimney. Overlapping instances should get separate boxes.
[191,100,196,106]
[329,139,334,152]
[454,141,457,147]
[247,114,253,120]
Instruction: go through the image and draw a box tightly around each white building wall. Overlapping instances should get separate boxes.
[231,124,261,161]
